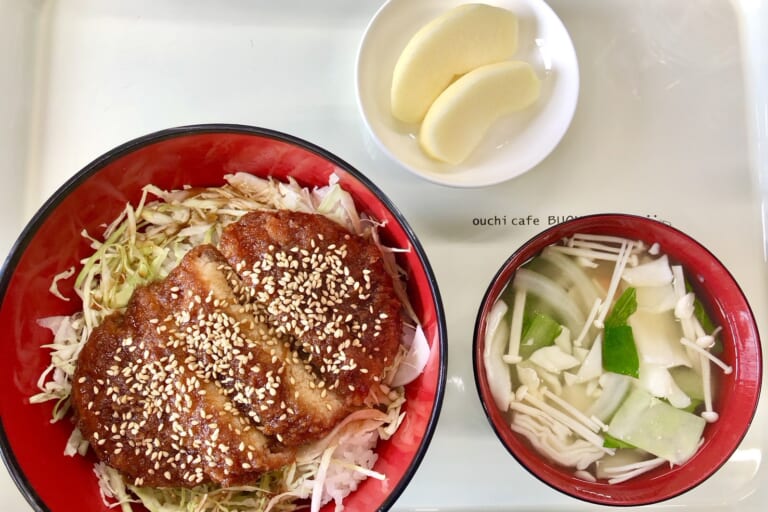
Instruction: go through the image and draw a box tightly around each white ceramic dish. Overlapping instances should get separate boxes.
[355,0,580,188]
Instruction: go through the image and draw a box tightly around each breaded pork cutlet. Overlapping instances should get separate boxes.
[72,245,354,488]
[158,245,352,445]
[218,210,403,406]
[72,209,405,489]
[71,284,293,488]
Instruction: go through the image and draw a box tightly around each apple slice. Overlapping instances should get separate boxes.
[390,3,518,124]
[419,60,541,165]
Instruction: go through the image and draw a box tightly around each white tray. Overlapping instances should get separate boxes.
[1,1,767,510]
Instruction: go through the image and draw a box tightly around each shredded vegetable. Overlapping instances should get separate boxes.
[31,172,428,512]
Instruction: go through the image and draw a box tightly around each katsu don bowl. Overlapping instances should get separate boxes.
[473,214,761,506]
[0,124,447,512]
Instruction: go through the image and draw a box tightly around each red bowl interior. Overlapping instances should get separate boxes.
[473,214,762,506]
[0,125,447,512]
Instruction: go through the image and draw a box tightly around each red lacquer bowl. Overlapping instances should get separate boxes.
[473,214,762,506]
[0,125,447,512]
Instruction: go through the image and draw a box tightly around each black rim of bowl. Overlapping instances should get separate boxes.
[471,213,762,506]
[0,123,448,512]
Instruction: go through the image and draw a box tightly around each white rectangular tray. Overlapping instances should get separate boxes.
[1,0,767,510]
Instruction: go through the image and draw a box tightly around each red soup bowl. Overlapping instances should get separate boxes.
[473,213,761,506]
[0,124,447,512]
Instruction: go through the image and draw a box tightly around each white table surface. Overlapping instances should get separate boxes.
[1,0,767,510]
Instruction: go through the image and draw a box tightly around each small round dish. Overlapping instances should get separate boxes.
[0,125,447,512]
[473,214,762,506]
[355,0,579,188]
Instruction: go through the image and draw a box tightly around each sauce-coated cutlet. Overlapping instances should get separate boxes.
[219,210,403,406]
[71,211,403,488]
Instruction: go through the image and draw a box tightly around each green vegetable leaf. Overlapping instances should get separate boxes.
[603,432,635,449]
[685,281,717,335]
[604,287,637,328]
[680,398,704,414]
[669,366,705,401]
[693,299,716,335]
[519,313,562,359]
[602,325,640,378]
[684,281,722,354]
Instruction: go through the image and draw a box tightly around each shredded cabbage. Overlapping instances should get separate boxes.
[31,172,426,512]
